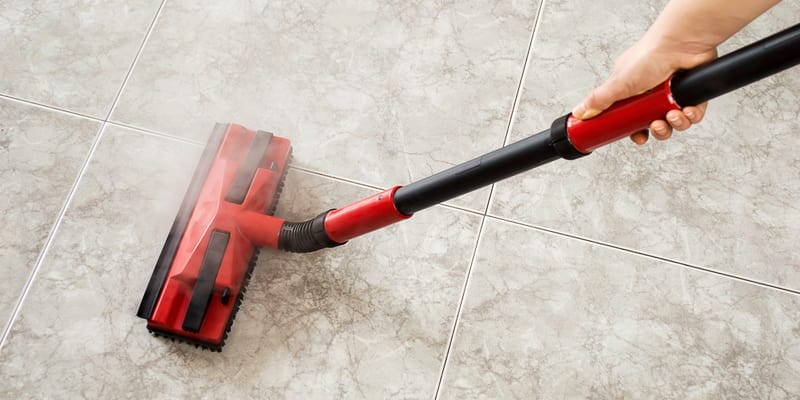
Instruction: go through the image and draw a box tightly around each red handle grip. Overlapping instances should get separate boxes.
[566,79,681,154]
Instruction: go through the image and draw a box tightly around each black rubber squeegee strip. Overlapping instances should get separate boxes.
[225,131,273,204]
[182,230,230,333]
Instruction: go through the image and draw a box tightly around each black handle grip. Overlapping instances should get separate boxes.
[671,22,800,106]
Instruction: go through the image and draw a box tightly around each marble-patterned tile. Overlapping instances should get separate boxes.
[0,124,482,399]
[111,0,542,212]
[438,218,800,399]
[0,99,98,334]
[490,0,800,289]
[0,0,162,117]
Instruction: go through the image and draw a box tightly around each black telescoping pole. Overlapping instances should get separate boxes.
[393,129,562,215]
[671,22,800,106]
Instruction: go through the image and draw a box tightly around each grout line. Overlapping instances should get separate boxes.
[0,124,108,348]
[434,2,547,398]
[0,93,104,123]
[484,0,546,218]
[0,94,201,148]
[106,121,205,147]
[103,0,167,121]
[0,0,168,349]
[433,213,487,400]
[437,202,484,217]
[291,166,486,216]
[290,166,385,191]
[501,0,544,148]
[486,213,800,296]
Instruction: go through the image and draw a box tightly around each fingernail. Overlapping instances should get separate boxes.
[653,126,666,135]
[582,108,601,119]
[572,103,602,120]
[667,114,680,123]
[572,103,586,118]
[684,109,695,120]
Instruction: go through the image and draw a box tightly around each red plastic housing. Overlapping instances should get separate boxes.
[324,186,411,243]
[566,80,681,153]
[146,124,291,347]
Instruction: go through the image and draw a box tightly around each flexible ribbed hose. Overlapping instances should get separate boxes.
[277,210,342,253]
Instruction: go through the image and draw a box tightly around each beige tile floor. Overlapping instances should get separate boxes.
[1,0,799,398]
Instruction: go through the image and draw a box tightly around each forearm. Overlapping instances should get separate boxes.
[644,0,780,53]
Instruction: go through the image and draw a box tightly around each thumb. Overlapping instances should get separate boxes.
[572,78,636,120]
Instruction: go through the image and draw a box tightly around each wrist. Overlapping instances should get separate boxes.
[639,27,717,69]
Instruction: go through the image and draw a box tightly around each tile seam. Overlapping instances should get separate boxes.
[432,214,488,400]
[290,167,487,216]
[0,0,169,350]
[102,0,168,122]
[501,0,544,149]
[486,213,800,296]
[433,1,548,398]
[0,125,108,349]
[106,121,205,146]
[0,93,104,123]
[485,0,547,218]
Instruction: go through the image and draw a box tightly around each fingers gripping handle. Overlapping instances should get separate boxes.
[562,80,680,154]
[557,22,800,155]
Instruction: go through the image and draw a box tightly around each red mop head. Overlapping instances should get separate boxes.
[136,123,291,351]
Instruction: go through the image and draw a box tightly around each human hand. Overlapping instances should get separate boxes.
[572,36,717,144]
